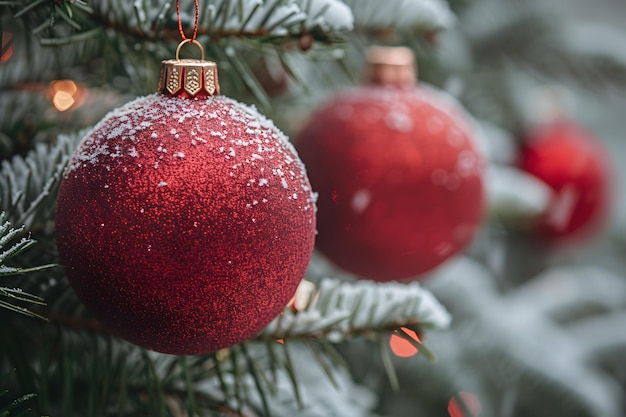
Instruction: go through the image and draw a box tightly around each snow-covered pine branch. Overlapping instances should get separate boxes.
[94,0,353,42]
[345,0,455,32]
[258,277,451,342]
[0,132,82,230]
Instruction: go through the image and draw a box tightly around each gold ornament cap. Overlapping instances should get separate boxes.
[366,46,417,88]
[158,39,220,98]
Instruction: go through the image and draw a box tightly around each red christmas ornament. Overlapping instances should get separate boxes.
[55,41,316,355]
[295,47,485,281]
[518,119,612,244]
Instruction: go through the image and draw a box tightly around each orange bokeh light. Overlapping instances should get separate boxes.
[448,391,481,417]
[389,327,421,358]
[49,80,81,112]
[1,32,15,63]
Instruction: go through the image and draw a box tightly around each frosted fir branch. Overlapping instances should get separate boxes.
[0,212,49,319]
[92,0,353,43]
[462,1,626,89]
[299,0,354,33]
[486,165,552,221]
[425,260,624,417]
[0,132,82,231]
[197,343,377,417]
[257,277,451,342]
[344,0,455,32]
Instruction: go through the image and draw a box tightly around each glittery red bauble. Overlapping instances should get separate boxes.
[296,86,485,281]
[518,119,612,244]
[55,94,316,355]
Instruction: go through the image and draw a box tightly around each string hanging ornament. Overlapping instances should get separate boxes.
[55,1,317,355]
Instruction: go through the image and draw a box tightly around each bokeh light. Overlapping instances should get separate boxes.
[448,391,481,417]
[49,80,82,112]
[389,327,421,358]
[1,32,15,63]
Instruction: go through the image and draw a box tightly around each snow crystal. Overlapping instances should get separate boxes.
[174,152,185,158]
[107,125,128,140]
[157,181,167,187]
[259,178,269,186]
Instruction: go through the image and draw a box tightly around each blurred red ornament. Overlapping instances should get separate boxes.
[296,47,485,281]
[518,119,612,244]
[55,46,316,355]
[1,32,15,63]
[448,392,481,417]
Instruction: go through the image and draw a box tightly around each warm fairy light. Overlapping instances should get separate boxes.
[53,91,75,111]
[286,279,317,312]
[1,32,15,63]
[389,327,421,358]
[49,80,82,112]
[276,339,285,344]
[448,391,481,417]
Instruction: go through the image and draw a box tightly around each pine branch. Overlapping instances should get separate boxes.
[346,0,456,33]
[416,258,626,417]
[486,165,552,222]
[257,277,451,342]
[0,213,51,320]
[0,131,82,233]
[55,0,354,45]
[28,276,449,415]
[462,0,626,91]
[0,371,38,417]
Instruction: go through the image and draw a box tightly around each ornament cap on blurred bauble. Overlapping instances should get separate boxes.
[366,46,417,88]
[296,46,485,281]
[55,39,316,355]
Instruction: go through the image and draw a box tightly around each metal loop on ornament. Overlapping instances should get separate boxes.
[175,39,205,61]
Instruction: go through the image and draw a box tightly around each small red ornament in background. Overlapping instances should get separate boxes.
[295,46,485,281]
[1,32,15,63]
[55,5,316,355]
[448,392,481,417]
[518,119,612,245]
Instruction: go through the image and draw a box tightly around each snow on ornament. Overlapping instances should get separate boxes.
[295,46,485,281]
[518,118,612,245]
[55,40,316,355]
